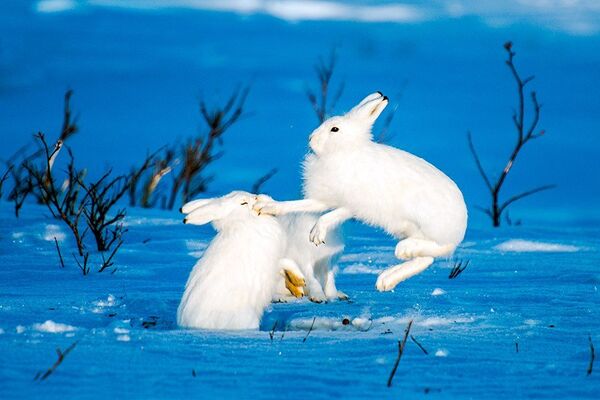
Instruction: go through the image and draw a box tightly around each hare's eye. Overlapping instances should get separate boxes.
[240,201,248,206]
[330,127,339,132]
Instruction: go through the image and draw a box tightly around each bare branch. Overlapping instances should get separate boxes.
[387,319,413,387]
[34,341,78,381]
[588,335,595,376]
[499,184,556,214]
[302,317,316,343]
[251,168,278,194]
[469,42,551,227]
[467,132,493,193]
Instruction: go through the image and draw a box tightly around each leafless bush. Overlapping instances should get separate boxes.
[306,50,344,123]
[4,90,79,217]
[24,133,88,256]
[468,42,555,227]
[128,88,248,210]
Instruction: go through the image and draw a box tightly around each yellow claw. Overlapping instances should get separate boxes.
[283,269,305,298]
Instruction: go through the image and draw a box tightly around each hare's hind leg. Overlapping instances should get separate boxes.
[394,238,454,260]
[376,256,434,292]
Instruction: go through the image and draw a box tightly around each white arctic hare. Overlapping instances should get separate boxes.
[177,191,293,330]
[255,92,468,292]
[276,213,346,302]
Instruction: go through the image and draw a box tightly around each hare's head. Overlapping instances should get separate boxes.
[182,191,271,226]
[308,92,388,155]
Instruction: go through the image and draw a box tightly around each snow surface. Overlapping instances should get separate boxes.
[494,239,580,253]
[1,204,599,398]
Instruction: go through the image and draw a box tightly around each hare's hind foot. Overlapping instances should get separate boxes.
[394,238,454,260]
[376,256,434,292]
[284,269,306,298]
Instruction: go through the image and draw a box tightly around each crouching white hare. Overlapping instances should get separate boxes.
[255,92,468,292]
[177,191,298,330]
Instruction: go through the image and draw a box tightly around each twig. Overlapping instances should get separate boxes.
[54,237,65,269]
[99,239,123,273]
[515,342,519,353]
[588,335,595,376]
[303,317,316,343]
[449,259,470,279]
[410,335,428,355]
[269,321,278,343]
[387,319,413,387]
[34,340,78,381]
[73,252,90,275]
[306,49,344,123]
[251,168,278,194]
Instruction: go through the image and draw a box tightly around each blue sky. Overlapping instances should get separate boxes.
[1,1,599,224]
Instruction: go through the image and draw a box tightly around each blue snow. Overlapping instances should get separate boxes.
[1,1,600,398]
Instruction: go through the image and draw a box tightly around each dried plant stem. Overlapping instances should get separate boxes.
[34,341,78,381]
[387,319,413,387]
[303,317,317,343]
[588,335,595,376]
[54,237,65,269]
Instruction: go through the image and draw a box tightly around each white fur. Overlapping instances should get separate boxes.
[256,92,468,291]
[177,191,286,330]
[276,213,345,302]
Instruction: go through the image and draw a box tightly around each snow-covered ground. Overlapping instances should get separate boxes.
[1,204,598,398]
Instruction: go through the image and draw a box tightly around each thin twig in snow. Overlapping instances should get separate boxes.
[387,319,413,387]
[34,341,78,381]
[588,335,595,376]
[54,237,65,269]
[449,259,470,279]
[410,335,428,355]
[303,317,316,343]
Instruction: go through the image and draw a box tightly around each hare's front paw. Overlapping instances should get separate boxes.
[309,220,328,246]
[253,200,280,216]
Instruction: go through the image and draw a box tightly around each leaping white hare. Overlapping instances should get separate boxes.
[255,92,468,292]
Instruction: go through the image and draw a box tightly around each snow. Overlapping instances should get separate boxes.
[431,288,446,296]
[33,320,77,333]
[494,239,580,253]
[1,2,600,398]
[1,202,599,398]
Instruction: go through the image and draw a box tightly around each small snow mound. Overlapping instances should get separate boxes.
[435,349,449,357]
[341,264,383,275]
[123,216,180,227]
[16,325,26,334]
[36,0,77,13]
[117,334,131,342]
[43,224,66,242]
[524,319,540,326]
[94,294,116,308]
[431,288,446,296]
[494,239,579,253]
[33,320,77,333]
[114,327,130,334]
[0,328,5,334]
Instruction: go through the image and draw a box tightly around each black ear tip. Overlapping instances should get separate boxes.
[183,218,187,224]
[383,95,389,101]
[377,90,383,96]
[179,207,183,213]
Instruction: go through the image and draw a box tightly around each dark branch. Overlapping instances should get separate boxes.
[387,319,413,387]
[251,168,278,194]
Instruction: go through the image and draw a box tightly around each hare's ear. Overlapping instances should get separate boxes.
[183,202,226,226]
[180,198,213,214]
[348,92,389,124]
